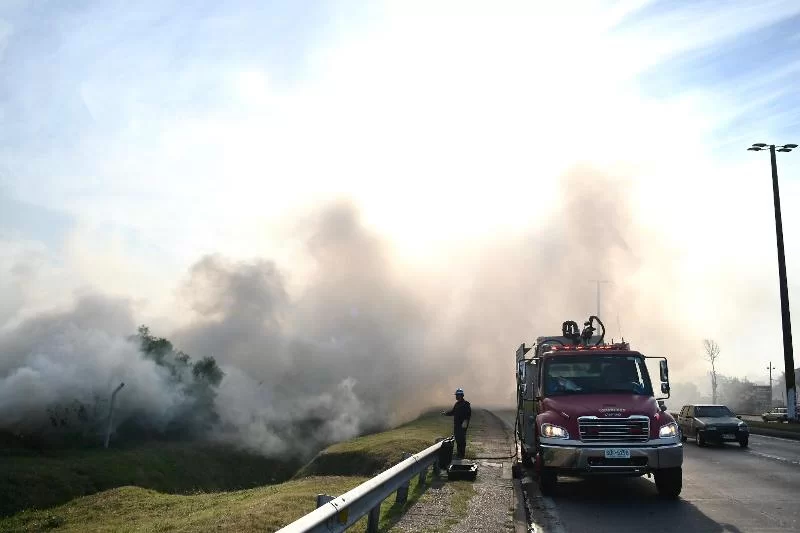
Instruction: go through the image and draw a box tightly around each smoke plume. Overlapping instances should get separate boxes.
[0,166,710,457]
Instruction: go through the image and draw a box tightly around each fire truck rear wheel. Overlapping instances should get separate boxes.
[654,467,682,499]
[538,468,557,496]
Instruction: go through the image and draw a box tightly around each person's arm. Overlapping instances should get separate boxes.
[442,404,455,416]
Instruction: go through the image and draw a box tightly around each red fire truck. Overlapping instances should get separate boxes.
[515,316,683,498]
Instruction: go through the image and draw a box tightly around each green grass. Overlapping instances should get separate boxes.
[0,472,471,533]
[0,408,479,532]
[294,409,472,478]
[0,477,368,533]
[0,442,302,518]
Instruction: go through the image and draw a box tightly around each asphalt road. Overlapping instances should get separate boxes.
[492,410,800,532]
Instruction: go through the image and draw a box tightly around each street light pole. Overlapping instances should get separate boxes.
[749,142,798,420]
[767,362,776,407]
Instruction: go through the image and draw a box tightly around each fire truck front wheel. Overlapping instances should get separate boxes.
[538,468,557,496]
[654,467,682,499]
[521,448,534,467]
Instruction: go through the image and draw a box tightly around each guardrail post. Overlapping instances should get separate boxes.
[366,503,381,533]
[396,452,411,504]
[316,494,333,508]
[418,465,427,486]
[432,457,439,478]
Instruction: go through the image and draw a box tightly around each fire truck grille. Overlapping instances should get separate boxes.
[578,417,650,443]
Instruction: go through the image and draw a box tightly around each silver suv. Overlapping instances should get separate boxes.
[761,407,788,422]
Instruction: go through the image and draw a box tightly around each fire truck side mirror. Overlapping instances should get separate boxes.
[659,360,669,382]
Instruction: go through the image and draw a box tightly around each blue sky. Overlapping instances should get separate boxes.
[2,0,800,386]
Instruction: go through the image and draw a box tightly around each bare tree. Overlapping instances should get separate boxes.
[704,339,721,403]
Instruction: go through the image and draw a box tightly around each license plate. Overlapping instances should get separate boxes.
[723,433,735,439]
[604,448,631,459]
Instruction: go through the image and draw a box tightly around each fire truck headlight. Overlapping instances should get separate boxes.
[659,422,679,438]
[541,423,569,439]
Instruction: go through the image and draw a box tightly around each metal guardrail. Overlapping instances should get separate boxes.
[275,439,445,533]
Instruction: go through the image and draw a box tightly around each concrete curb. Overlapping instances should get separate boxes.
[512,476,529,533]
[517,470,566,533]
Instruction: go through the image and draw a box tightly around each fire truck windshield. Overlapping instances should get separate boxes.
[543,355,654,396]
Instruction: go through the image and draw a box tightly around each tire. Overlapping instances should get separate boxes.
[539,468,557,496]
[521,448,534,468]
[654,467,682,499]
[739,437,749,448]
[695,431,705,447]
[680,434,687,443]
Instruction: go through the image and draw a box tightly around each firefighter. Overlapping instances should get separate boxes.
[442,388,471,459]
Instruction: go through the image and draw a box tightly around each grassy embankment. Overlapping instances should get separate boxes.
[0,409,476,532]
[0,441,303,518]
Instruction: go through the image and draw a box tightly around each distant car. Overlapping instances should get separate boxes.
[762,407,788,422]
[676,404,749,448]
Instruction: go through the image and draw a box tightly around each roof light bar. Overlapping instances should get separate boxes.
[549,343,630,351]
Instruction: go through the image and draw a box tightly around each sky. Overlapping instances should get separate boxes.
[2,0,800,415]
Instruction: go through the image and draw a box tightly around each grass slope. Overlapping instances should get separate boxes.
[295,409,468,478]
[0,477,367,533]
[0,408,475,532]
[1,442,301,518]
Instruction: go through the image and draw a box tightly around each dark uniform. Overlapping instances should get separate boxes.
[444,390,471,458]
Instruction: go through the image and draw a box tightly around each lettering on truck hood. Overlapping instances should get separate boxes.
[542,394,660,419]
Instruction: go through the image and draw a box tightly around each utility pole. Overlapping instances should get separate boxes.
[589,280,609,317]
[748,142,797,421]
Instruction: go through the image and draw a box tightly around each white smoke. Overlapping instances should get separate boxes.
[0,169,745,457]
[0,295,185,435]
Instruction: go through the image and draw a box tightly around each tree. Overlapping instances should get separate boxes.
[704,339,721,403]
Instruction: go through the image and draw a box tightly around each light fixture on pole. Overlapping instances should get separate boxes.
[748,142,797,420]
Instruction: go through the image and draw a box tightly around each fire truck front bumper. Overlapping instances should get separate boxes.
[539,442,683,475]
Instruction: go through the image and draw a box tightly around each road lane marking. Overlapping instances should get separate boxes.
[747,449,800,466]
[749,433,800,444]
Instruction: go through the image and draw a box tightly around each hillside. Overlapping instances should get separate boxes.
[0,441,302,518]
[0,408,473,532]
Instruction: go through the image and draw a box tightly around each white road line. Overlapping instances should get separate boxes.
[749,432,800,444]
[746,449,800,466]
